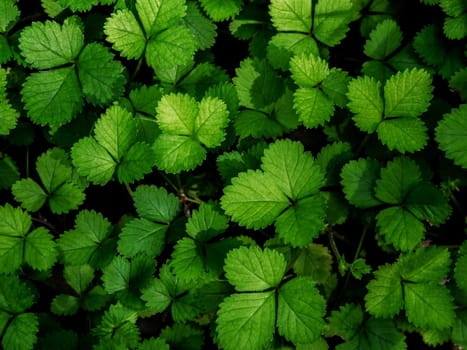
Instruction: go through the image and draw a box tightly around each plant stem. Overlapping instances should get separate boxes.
[355,133,370,157]
[125,183,133,198]
[328,228,342,261]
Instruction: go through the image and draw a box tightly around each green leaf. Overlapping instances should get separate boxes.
[118,218,167,258]
[399,246,451,283]
[325,303,363,340]
[0,154,19,190]
[160,323,204,350]
[104,9,146,59]
[224,246,286,292]
[313,0,355,47]
[455,243,467,293]
[275,196,326,247]
[146,26,196,70]
[156,93,197,135]
[290,53,330,88]
[22,67,83,127]
[57,210,115,268]
[195,96,229,147]
[117,142,155,183]
[24,227,58,271]
[186,202,228,241]
[234,110,283,139]
[404,283,455,330]
[383,68,433,118]
[452,310,467,347]
[71,137,116,185]
[141,278,171,313]
[221,170,289,229]
[137,0,186,35]
[444,13,467,39]
[64,264,94,295]
[261,139,324,200]
[182,1,217,50]
[2,313,39,350]
[0,274,36,313]
[293,87,335,128]
[365,263,403,318]
[293,244,333,283]
[316,141,353,186]
[436,104,467,169]
[138,338,170,350]
[364,19,403,60]
[377,117,428,153]
[51,294,80,315]
[48,182,85,214]
[363,318,407,350]
[12,178,47,212]
[19,19,83,69]
[277,277,326,344]
[267,33,319,71]
[133,185,181,222]
[375,157,422,205]
[340,158,382,208]
[0,0,19,32]
[347,76,383,133]
[0,100,19,135]
[170,238,205,282]
[77,43,126,105]
[321,68,351,108]
[199,0,242,21]
[376,206,425,251]
[216,291,276,350]
[269,0,312,33]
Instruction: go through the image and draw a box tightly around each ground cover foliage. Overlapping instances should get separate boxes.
[0,0,467,349]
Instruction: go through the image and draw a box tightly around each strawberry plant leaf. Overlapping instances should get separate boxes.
[277,277,326,344]
[364,19,403,60]
[199,0,242,21]
[0,0,19,32]
[2,313,39,350]
[186,202,228,241]
[104,10,146,59]
[0,274,36,313]
[63,264,94,295]
[383,68,433,118]
[51,294,80,315]
[455,242,467,293]
[136,0,186,35]
[11,178,47,212]
[267,33,319,71]
[436,104,467,169]
[224,246,286,292]
[22,67,83,128]
[133,185,181,223]
[269,0,312,33]
[325,303,363,340]
[19,19,83,69]
[57,210,115,268]
[347,76,383,133]
[118,219,167,258]
[399,246,451,283]
[290,53,330,88]
[376,117,428,153]
[182,2,217,50]
[293,243,333,283]
[313,0,355,47]
[24,227,58,271]
[216,291,276,350]
[340,158,382,208]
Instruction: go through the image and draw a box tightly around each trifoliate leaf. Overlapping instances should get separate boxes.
[347,76,383,133]
[340,158,382,208]
[141,278,171,313]
[146,26,196,70]
[376,206,425,251]
[277,277,326,344]
[57,210,115,268]
[183,1,216,50]
[170,238,206,282]
[64,264,94,295]
[325,303,363,340]
[321,68,351,108]
[269,0,312,33]
[384,68,433,118]
[261,139,324,199]
[290,53,330,88]
[104,9,146,59]
[153,93,228,173]
[2,313,39,350]
[77,43,126,105]
[22,67,83,127]
[267,33,319,71]
[377,117,428,153]
[51,294,80,315]
[224,246,286,292]
[136,0,186,35]
[375,157,422,205]
[0,0,19,32]
[293,87,335,128]
[93,303,140,348]
[199,0,242,21]
[399,246,451,283]
[436,104,467,169]
[186,202,228,241]
[275,196,326,247]
[24,227,58,271]
[313,0,355,47]
[118,218,167,258]
[216,291,276,350]
[19,19,83,69]
[404,283,455,329]
[365,263,403,318]
[117,142,155,183]
[364,19,403,60]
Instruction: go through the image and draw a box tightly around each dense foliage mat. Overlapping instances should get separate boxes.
[1,0,467,349]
